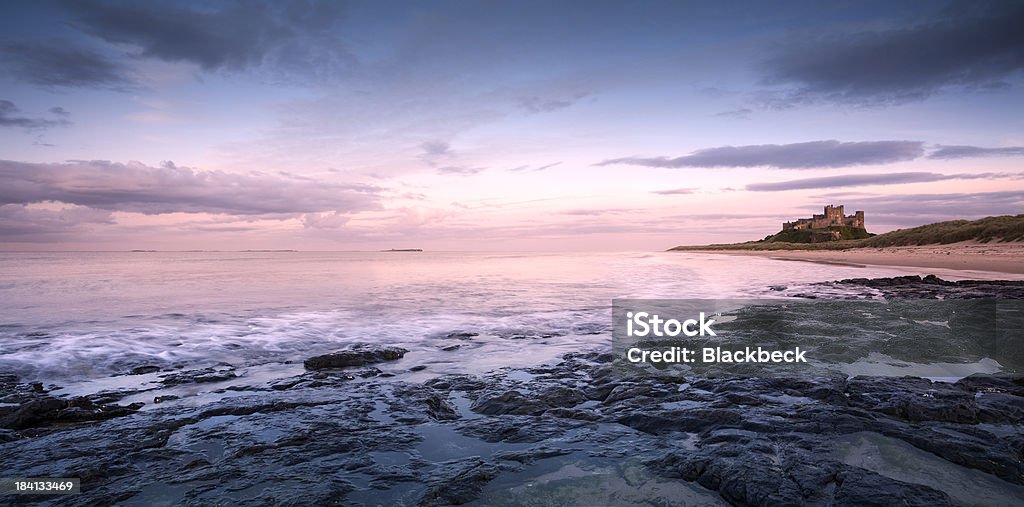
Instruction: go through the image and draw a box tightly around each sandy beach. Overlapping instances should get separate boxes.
[694,242,1024,275]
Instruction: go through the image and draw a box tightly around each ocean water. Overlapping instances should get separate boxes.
[0,251,1019,390]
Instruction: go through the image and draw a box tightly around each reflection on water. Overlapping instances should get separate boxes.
[835,432,1024,507]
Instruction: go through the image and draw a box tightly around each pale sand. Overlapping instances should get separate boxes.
[691,242,1024,275]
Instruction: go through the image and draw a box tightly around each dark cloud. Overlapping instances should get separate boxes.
[599,140,923,169]
[0,41,134,89]
[0,100,70,130]
[651,188,697,195]
[763,2,1024,105]
[928,145,1024,159]
[0,160,381,215]
[746,171,1018,192]
[436,165,485,175]
[59,0,352,77]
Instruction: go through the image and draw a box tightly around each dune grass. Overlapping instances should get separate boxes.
[670,214,1024,251]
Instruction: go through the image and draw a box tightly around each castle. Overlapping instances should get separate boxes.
[782,205,865,231]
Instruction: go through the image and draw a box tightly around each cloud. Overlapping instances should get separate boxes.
[560,208,638,216]
[0,160,381,215]
[436,165,485,175]
[0,204,114,240]
[0,100,70,130]
[839,191,1024,226]
[518,93,587,113]
[714,108,752,119]
[599,140,923,169]
[0,41,135,89]
[745,171,1019,191]
[59,0,353,78]
[301,211,351,229]
[928,145,1024,159]
[506,162,561,172]
[762,2,1024,105]
[420,141,451,158]
[651,188,697,195]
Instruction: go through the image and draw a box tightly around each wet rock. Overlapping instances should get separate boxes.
[160,367,237,385]
[0,396,143,430]
[444,331,478,340]
[3,331,1023,506]
[410,365,427,372]
[303,344,408,370]
[494,446,575,464]
[456,415,587,443]
[471,390,549,416]
[826,275,1024,299]
[129,365,161,375]
[417,458,500,506]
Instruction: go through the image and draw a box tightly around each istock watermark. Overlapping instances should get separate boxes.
[611,299,1020,378]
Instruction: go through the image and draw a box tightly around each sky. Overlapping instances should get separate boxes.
[0,0,1022,251]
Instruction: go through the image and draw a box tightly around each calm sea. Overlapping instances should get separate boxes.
[0,251,1015,389]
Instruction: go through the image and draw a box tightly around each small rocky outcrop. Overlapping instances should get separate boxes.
[303,344,409,369]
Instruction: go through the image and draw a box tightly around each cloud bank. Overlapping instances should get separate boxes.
[599,140,924,169]
[0,160,381,215]
[59,0,353,77]
[928,145,1024,159]
[746,171,1019,192]
[0,42,134,89]
[762,2,1024,104]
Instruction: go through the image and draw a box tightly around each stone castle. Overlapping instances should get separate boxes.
[782,204,865,231]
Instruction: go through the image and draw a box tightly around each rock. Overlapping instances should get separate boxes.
[129,365,161,375]
[418,458,499,506]
[160,367,237,385]
[0,396,143,430]
[410,365,427,372]
[303,344,409,370]
[826,275,1024,299]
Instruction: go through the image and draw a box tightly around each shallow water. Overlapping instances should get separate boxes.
[0,251,1019,386]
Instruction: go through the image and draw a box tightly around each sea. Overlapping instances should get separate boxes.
[1,251,1019,399]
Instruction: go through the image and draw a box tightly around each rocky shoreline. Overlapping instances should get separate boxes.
[2,276,1023,506]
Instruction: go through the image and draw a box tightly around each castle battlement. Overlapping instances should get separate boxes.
[782,205,865,232]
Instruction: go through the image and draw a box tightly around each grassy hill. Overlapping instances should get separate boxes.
[670,214,1024,251]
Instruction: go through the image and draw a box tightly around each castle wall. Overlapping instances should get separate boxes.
[782,205,866,232]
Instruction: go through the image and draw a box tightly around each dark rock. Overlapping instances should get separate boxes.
[303,344,409,370]
[827,275,1024,299]
[129,365,161,375]
[418,458,499,506]
[410,365,427,372]
[445,331,478,340]
[0,396,143,430]
[160,367,237,385]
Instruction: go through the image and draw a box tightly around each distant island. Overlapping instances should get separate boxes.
[382,248,423,252]
[671,211,1024,251]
